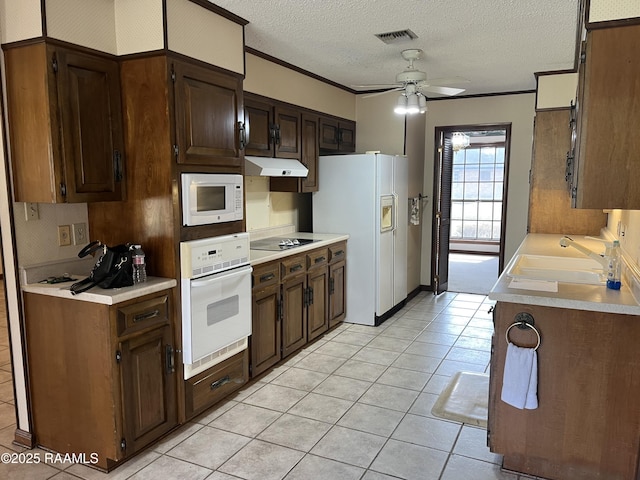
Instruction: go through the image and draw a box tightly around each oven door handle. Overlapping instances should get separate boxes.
[190,265,253,288]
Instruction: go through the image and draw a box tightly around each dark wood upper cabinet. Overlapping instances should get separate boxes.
[572,24,640,209]
[319,116,356,153]
[244,94,301,159]
[173,60,243,169]
[4,41,125,203]
[300,113,320,192]
[270,112,319,193]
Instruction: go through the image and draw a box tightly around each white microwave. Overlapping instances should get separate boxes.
[181,173,243,226]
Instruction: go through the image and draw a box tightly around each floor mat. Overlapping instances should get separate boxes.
[431,371,489,427]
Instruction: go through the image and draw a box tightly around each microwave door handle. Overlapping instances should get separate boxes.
[190,265,253,288]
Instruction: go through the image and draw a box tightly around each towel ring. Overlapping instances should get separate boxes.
[505,321,541,350]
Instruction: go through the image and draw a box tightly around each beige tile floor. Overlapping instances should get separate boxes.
[0,286,540,479]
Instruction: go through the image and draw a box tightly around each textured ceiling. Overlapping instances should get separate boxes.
[210,0,580,97]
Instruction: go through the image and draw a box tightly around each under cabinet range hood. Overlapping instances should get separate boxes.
[244,156,309,177]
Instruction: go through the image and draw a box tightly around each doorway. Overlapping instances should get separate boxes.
[431,124,511,295]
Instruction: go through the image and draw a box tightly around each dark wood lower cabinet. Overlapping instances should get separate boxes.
[281,272,308,358]
[250,281,282,378]
[489,301,640,480]
[184,350,248,419]
[307,265,329,341]
[24,289,178,472]
[328,242,347,327]
[250,241,347,378]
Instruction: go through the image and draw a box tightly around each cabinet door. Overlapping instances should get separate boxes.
[301,113,319,192]
[319,117,340,151]
[274,106,301,159]
[173,60,243,168]
[329,260,346,327]
[527,110,606,234]
[244,97,274,157]
[574,25,640,208]
[55,46,125,202]
[338,120,356,152]
[119,324,177,455]
[251,283,282,377]
[489,302,640,480]
[281,274,308,357]
[307,266,328,341]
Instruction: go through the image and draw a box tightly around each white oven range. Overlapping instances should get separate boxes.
[180,232,252,380]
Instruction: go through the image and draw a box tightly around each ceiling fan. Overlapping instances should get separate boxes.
[353,49,469,103]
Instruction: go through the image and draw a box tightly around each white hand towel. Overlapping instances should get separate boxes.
[501,342,538,409]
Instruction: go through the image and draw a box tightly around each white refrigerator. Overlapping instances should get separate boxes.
[313,153,408,326]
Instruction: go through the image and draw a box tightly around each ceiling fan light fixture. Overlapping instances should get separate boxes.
[406,93,420,114]
[394,94,408,114]
[418,94,427,114]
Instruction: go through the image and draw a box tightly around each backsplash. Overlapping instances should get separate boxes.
[244,176,311,232]
[13,202,89,267]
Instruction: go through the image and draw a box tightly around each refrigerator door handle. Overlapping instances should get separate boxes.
[392,193,399,232]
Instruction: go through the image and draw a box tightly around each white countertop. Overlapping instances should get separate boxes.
[250,232,349,266]
[489,234,640,315]
[22,276,177,305]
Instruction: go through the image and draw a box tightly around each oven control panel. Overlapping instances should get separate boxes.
[181,232,250,278]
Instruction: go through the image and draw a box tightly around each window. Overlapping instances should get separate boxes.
[451,145,504,242]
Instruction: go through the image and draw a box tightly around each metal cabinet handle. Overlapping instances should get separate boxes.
[314,256,326,264]
[211,375,231,390]
[238,121,247,149]
[290,264,303,273]
[134,309,160,323]
[165,345,175,374]
[334,250,344,257]
[260,273,275,282]
[114,150,123,181]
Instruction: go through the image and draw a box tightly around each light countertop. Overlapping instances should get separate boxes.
[489,234,640,315]
[22,277,177,305]
[250,232,349,266]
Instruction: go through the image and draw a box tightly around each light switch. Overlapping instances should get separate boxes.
[24,203,39,221]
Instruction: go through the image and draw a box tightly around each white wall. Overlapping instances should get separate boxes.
[355,91,406,155]
[606,210,640,268]
[420,94,536,286]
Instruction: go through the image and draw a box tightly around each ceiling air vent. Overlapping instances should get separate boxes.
[375,29,418,45]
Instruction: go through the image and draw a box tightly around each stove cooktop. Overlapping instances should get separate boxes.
[250,237,316,251]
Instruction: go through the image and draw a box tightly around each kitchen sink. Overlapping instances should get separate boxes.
[506,254,606,285]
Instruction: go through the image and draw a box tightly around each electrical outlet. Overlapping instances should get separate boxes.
[57,225,71,246]
[24,203,39,221]
[72,222,87,245]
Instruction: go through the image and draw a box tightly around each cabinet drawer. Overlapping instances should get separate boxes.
[329,242,347,264]
[184,350,248,419]
[117,293,170,337]
[281,254,307,281]
[307,248,328,270]
[252,262,279,290]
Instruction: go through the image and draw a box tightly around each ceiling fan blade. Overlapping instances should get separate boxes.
[351,84,400,89]
[360,87,403,99]
[425,76,470,86]
[419,85,466,96]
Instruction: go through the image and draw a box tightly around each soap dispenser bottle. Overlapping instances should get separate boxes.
[606,240,621,290]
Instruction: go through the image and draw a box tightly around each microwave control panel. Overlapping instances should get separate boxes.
[180,232,250,278]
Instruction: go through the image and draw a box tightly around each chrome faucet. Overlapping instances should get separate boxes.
[558,236,610,269]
